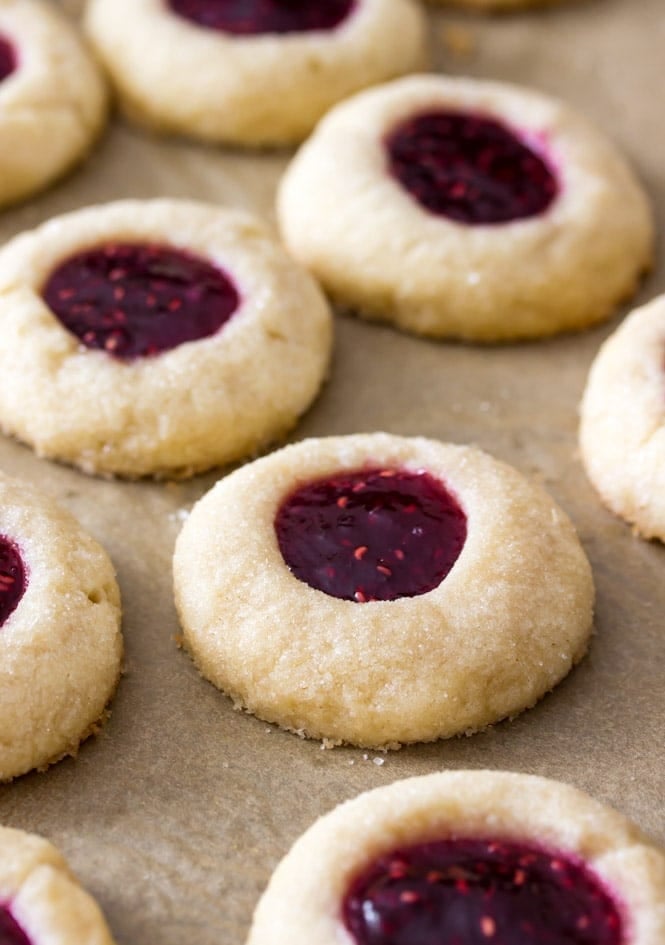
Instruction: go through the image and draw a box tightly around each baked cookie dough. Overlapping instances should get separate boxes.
[579,295,665,542]
[426,0,568,10]
[278,75,653,341]
[247,770,665,945]
[173,433,594,748]
[0,825,117,945]
[0,473,122,782]
[0,0,107,209]
[0,199,332,478]
[83,0,427,147]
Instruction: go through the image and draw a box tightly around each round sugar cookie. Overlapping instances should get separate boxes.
[173,433,594,748]
[0,825,117,945]
[278,75,653,342]
[0,0,107,209]
[579,295,665,542]
[83,0,427,147]
[0,199,332,479]
[247,770,665,945]
[0,473,122,782]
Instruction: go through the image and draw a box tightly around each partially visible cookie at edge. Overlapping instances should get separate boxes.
[580,294,665,541]
[0,825,117,944]
[84,0,427,146]
[247,770,665,945]
[0,0,107,208]
[0,472,122,782]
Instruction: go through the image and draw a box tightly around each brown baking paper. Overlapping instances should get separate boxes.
[0,1,663,942]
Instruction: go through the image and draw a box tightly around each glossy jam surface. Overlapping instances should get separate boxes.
[167,0,356,34]
[386,110,558,225]
[0,907,31,945]
[0,536,26,628]
[0,35,16,83]
[343,837,624,945]
[275,468,467,602]
[42,243,240,360]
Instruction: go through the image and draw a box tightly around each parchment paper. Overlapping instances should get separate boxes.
[0,2,663,943]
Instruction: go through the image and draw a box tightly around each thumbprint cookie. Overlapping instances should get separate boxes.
[278,75,653,341]
[0,199,332,478]
[174,434,594,748]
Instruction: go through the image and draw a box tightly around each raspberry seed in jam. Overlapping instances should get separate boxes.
[167,0,356,35]
[42,243,240,360]
[0,536,26,629]
[275,468,467,602]
[343,837,624,945]
[386,110,558,225]
[0,35,16,83]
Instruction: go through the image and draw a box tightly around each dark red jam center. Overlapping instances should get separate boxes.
[275,468,467,602]
[0,35,16,83]
[0,907,30,945]
[343,838,624,945]
[167,0,356,34]
[0,536,26,629]
[42,244,240,360]
[386,110,558,225]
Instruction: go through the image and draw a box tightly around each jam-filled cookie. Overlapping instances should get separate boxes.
[0,0,107,209]
[247,770,665,945]
[84,0,427,147]
[278,75,653,341]
[0,199,332,478]
[579,295,665,542]
[0,473,122,782]
[173,434,594,748]
[0,825,117,944]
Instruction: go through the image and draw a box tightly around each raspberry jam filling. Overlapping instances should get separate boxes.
[343,838,624,945]
[0,907,31,945]
[42,243,240,360]
[386,110,558,225]
[0,35,16,83]
[275,468,467,602]
[167,0,356,34]
[0,536,26,629]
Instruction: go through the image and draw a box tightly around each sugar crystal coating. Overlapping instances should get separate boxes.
[0,536,26,629]
[386,110,558,225]
[343,837,624,945]
[275,468,467,602]
[42,243,240,360]
[167,0,356,34]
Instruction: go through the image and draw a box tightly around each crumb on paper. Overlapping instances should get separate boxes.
[168,508,190,525]
[440,25,476,59]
